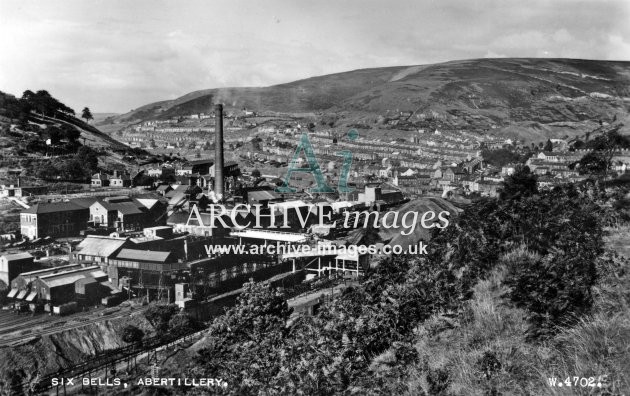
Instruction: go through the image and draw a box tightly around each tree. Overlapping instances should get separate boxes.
[61,159,87,180]
[75,146,99,172]
[501,165,537,200]
[168,312,200,335]
[576,151,610,176]
[543,139,553,152]
[46,126,62,145]
[481,148,524,168]
[251,169,261,178]
[61,125,80,142]
[81,107,93,123]
[145,304,180,334]
[121,325,144,344]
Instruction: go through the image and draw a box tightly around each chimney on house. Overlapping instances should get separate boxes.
[214,104,224,199]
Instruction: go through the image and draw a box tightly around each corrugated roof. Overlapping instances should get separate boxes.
[167,211,189,224]
[135,198,158,210]
[75,236,129,257]
[22,202,86,214]
[1,252,33,261]
[168,192,187,205]
[248,190,280,202]
[39,267,107,288]
[92,199,147,215]
[189,159,214,166]
[116,202,145,215]
[71,197,99,208]
[115,249,172,263]
[17,264,81,277]
[230,229,307,243]
[100,281,121,294]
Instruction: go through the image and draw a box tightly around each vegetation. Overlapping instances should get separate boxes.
[145,304,181,334]
[572,128,630,176]
[81,107,93,123]
[481,148,527,168]
[36,146,100,181]
[173,176,630,395]
[499,165,537,200]
[121,325,144,344]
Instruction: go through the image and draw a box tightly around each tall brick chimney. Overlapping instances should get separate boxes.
[214,104,224,199]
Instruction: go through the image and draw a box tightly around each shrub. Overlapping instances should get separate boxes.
[504,247,598,338]
[145,304,180,334]
[121,325,144,344]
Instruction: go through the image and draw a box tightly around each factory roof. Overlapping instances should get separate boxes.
[17,264,81,277]
[1,252,33,261]
[75,236,129,258]
[273,200,309,210]
[135,198,160,210]
[230,229,307,243]
[115,202,146,215]
[167,211,189,224]
[38,266,107,288]
[71,197,99,208]
[189,159,214,166]
[115,249,173,263]
[22,202,86,214]
[92,199,149,215]
[248,190,281,202]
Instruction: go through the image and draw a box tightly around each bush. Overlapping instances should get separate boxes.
[145,304,180,334]
[121,325,144,344]
[168,312,200,335]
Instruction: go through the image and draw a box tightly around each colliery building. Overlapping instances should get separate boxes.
[88,196,167,230]
[19,195,167,240]
[7,264,120,312]
[9,264,82,293]
[0,252,37,287]
[34,266,113,308]
[20,201,92,240]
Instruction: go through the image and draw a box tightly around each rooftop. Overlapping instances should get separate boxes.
[16,263,81,277]
[1,252,33,261]
[39,266,107,288]
[22,201,86,214]
[230,229,307,243]
[75,236,129,258]
[115,249,173,263]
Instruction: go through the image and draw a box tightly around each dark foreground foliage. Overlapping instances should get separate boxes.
[179,181,620,395]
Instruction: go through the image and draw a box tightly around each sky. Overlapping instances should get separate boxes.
[1,0,629,113]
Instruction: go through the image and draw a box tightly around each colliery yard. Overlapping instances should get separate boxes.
[0,303,140,347]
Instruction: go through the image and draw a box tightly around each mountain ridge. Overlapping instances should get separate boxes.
[100,58,630,140]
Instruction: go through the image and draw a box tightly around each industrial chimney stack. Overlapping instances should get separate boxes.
[214,103,224,199]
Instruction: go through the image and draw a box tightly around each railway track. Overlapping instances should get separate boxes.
[0,305,150,347]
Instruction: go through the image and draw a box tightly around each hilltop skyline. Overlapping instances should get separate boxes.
[1,0,629,113]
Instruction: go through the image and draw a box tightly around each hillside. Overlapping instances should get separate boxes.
[102,58,630,140]
[0,90,150,188]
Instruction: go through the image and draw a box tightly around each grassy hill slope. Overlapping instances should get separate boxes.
[103,59,630,140]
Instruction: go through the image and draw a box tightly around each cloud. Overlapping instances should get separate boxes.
[0,0,628,112]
